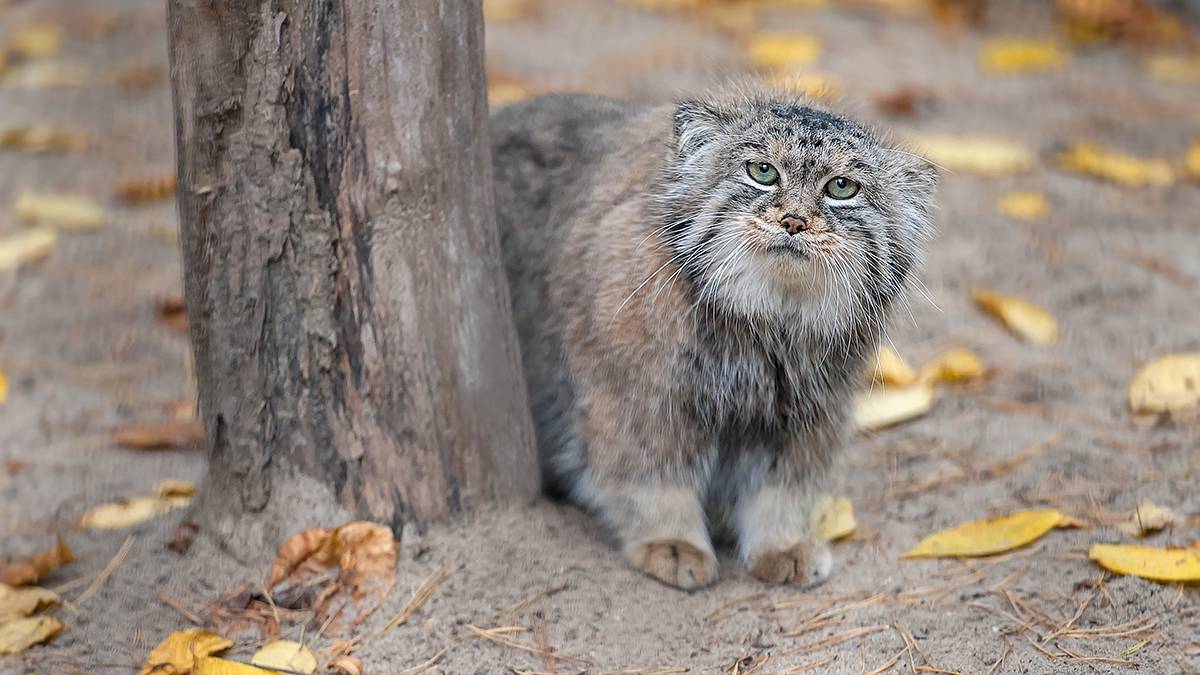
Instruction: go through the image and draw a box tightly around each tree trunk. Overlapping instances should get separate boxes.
[166,0,537,555]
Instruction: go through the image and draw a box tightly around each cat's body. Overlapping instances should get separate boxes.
[491,90,935,589]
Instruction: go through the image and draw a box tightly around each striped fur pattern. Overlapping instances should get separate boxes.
[491,87,936,589]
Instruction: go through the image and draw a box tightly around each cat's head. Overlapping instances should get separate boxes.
[654,86,936,335]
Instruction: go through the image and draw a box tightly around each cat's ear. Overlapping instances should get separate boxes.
[673,99,725,154]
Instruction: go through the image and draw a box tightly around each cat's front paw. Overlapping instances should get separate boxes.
[628,539,719,590]
[745,539,832,586]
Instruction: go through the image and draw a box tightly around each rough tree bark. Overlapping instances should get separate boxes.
[166,0,537,554]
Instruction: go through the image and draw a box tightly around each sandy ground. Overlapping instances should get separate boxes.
[2,0,1199,673]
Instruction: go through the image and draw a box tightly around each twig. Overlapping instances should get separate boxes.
[867,645,909,674]
[378,565,453,635]
[783,655,835,673]
[154,592,203,625]
[398,646,448,675]
[501,584,568,620]
[76,535,135,605]
[464,624,591,665]
[985,638,1010,675]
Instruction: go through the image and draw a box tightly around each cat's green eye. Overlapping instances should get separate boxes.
[746,161,780,186]
[824,176,860,200]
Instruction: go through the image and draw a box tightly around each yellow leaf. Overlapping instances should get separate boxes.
[854,382,934,431]
[765,72,838,100]
[811,496,856,541]
[0,584,59,623]
[1128,353,1200,414]
[1056,142,1174,188]
[1185,136,1200,180]
[904,509,1066,558]
[0,367,6,404]
[0,126,88,154]
[873,345,918,386]
[980,39,1068,74]
[16,192,106,231]
[194,658,272,675]
[155,480,198,498]
[0,615,63,655]
[1116,502,1175,537]
[483,0,537,21]
[920,348,984,384]
[746,33,821,69]
[907,134,1034,175]
[251,640,318,674]
[997,190,1049,222]
[1145,54,1200,82]
[7,25,63,58]
[1089,544,1200,582]
[0,227,57,272]
[141,629,233,675]
[79,494,191,530]
[971,288,1058,345]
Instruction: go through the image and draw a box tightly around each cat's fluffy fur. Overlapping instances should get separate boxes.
[491,87,936,589]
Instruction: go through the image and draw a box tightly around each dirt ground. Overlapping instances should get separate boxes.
[3,0,1199,673]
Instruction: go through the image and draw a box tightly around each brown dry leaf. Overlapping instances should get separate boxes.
[1116,502,1174,537]
[920,347,984,384]
[971,288,1058,345]
[0,584,59,623]
[6,25,63,59]
[158,295,189,335]
[0,538,74,587]
[874,85,933,118]
[979,39,1068,74]
[79,493,192,530]
[907,134,1034,175]
[327,656,364,675]
[745,33,821,69]
[15,192,106,230]
[811,496,856,541]
[250,640,317,674]
[1058,0,1183,45]
[0,126,88,153]
[0,227,57,272]
[854,382,935,431]
[873,345,918,386]
[115,63,165,89]
[1056,142,1174,188]
[114,419,203,450]
[997,190,1049,222]
[194,658,272,675]
[0,615,63,655]
[168,521,201,555]
[1089,543,1200,582]
[141,629,233,675]
[117,174,177,204]
[1128,353,1200,414]
[904,509,1068,558]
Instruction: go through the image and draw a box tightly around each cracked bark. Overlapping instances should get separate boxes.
[166,0,537,555]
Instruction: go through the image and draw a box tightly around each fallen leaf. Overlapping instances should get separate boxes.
[0,61,89,89]
[1088,543,1200,582]
[997,190,1049,221]
[971,288,1058,345]
[0,615,63,655]
[854,382,935,431]
[0,367,6,404]
[1116,502,1174,537]
[874,85,933,118]
[487,72,536,108]
[0,227,58,272]
[811,496,856,541]
[1145,54,1200,82]
[251,640,317,674]
[114,419,203,450]
[0,538,74,586]
[0,126,88,153]
[168,521,201,555]
[1058,0,1184,46]
[904,509,1067,558]
[745,33,821,69]
[158,295,190,335]
[920,348,984,384]
[1128,353,1200,414]
[6,25,63,59]
[79,493,191,530]
[907,134,1034,175]
[1056,142,1174,187]
[141,629,233,675]
[980,39,1068,73]
[327,656,364,675]
[483,0,538,21]
[766,72,838,100]
[156,480,198,498]
[194,658,272,675]
[0,584,59,622]
[115,63,165,89]
[1185,136,1200,180]
[873,345,918,386]
[15,192,106,230]
[116,174,177,204]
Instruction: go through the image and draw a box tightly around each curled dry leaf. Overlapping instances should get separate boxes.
[79,491,192,530]
[194,658,273,674]
[997,190,1049,221]
[114,419,203,450]
[0,584,59,622]
[328,656,364,675]
[811,496,856,541]
[0,615,63,655]
[874,85,933,118]
[904,509,1068,558]
[0,126,88,153]
[1128,353,1200,414]
[1056,142,1174,188]
[971,288,1058,345]
[168,521,201,555]
[0,538,74,586]
[0,227,57,272]
[980,39,1068,73]
[920,348,984,384]
[745,33,821,69]
[15,192,106,230]
[141,629,233,675]
[1089,543,1200,582]
[156,480,198,498]
[158,295,189,335]
[854,382,934,431]
[907,134,1034,175]
[116,174,177,204]
[1116,502,1174,537]
[873,345,918,386]
[250,640,317,674]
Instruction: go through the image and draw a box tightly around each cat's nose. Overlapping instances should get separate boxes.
[781,214,808,235]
